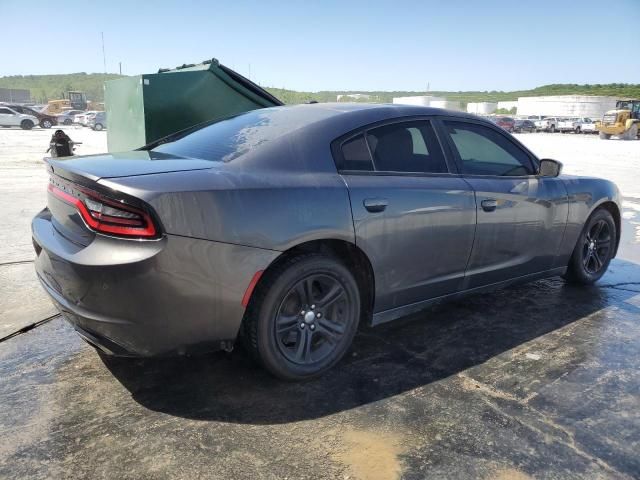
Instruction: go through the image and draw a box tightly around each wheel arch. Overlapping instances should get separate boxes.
[247,238,376,325]
[594,200,621,257]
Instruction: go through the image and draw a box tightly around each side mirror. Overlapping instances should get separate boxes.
[539,158,562,177]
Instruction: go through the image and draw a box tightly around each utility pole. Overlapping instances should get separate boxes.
[101,32,107,73]
[119,62,122,75]
[248,63,251,80]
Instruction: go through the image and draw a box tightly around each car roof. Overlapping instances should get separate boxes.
[279,102,479,120]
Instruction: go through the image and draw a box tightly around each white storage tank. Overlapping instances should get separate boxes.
[467,102,498,114]
[430,100,462,111]
[392,95,445,106]
[516,95,618,118]
[497,101,518,111]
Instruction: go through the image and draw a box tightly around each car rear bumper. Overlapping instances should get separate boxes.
[32,208,279,356]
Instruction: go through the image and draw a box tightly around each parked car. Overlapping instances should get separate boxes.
[74,111,99,126]
[3,104,57,128]
[490,116,516,132]
[535,117,560,132]
[83,111,100,126]
[89,111,106,130]
[514,119,536,133]
[581,118,598,134]
[558,118,584,133]
[33,104,621,380]
[0,105,39,129]
[57,110,85,126]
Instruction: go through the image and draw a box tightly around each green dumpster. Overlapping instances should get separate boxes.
[105,58,283,152]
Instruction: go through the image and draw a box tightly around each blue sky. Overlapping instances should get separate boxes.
[3,0,639,91]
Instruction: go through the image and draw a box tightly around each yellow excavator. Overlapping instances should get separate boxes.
[596,99,640,140]
[43,91,102,115]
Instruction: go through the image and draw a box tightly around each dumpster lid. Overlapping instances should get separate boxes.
[157,58,283,107]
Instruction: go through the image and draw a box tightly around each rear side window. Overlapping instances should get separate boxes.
[152,108,338,162]
[341,135,373,171]
[444,121,535,176]
[0,108,13,115]
[366,121,447,173]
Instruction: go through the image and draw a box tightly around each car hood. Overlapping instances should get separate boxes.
[47,150,214,182]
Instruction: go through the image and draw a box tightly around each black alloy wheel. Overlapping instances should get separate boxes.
[275,274,350,365]
[243,253,361,380]
[564,208,616,284]
[581,219,612,275]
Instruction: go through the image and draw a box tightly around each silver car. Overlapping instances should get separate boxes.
[33,104,621,380]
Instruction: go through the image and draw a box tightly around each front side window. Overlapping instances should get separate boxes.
[365,121,448,174]
[444,121,535,176]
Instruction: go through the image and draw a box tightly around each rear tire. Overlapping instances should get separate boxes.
[564,208,616,285]
[20,120,34,130]
[550,125,556,133]
[599,132,611,139]
[94,123,103,131]
[242,253,361,380]
[63,118,72,125]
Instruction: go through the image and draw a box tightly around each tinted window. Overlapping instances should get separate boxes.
[340,135,373,171]
[365,121,447,174]
[0,108,13,115]
[444,121,535,176]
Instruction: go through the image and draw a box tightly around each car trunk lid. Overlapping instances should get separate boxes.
[46,150,213,183]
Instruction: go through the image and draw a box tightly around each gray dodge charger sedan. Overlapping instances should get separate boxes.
[32,104,621,380]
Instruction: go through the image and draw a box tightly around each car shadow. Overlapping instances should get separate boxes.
[101,258,640,425]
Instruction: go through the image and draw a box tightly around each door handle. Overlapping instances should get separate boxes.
[363,198,388,213]
[481,199,498,212]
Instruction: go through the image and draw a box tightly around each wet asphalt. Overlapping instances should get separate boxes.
[1,214,638,480]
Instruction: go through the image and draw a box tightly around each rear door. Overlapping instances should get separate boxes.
[334,118,476,315]
[438,118,568,288]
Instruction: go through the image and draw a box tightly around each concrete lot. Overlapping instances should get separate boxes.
[0,128,639,479]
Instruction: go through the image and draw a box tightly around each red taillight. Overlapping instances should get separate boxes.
[48,183,157,238]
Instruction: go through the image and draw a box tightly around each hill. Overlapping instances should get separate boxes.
[1,73,639,105]
[0,73,124,103]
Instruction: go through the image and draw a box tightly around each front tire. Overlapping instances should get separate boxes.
[20,120,34,130]
[623,123,638,141]
[63,118,72,125]
[94,123,103,131]
[564,208,616,285]
[40,119,53,128]
[243,253,361,380]
[599,132,611,139]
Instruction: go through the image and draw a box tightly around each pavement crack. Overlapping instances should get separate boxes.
[600,282,640,293]
[458,375,631,478]
[0,314,59,345]
[0,259,34,267]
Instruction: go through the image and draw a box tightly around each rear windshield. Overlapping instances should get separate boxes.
[151,107,336,162]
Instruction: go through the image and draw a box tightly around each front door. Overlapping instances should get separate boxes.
[335,118,477,314]
[0,107,18,126]
[439,119,568,288]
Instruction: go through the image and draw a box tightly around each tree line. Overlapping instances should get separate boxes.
[1,73,638,105]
